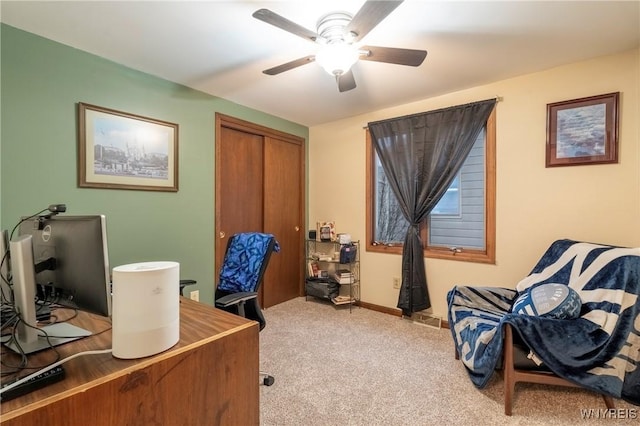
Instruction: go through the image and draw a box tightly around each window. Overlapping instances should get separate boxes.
[366,108,496,263]
[431,175,461,216]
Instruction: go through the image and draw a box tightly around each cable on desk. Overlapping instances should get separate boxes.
[0,348,113,397]
[2,307,112,375]
[3,314,62,360]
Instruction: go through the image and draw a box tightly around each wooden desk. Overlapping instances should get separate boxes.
[1,297,259,425]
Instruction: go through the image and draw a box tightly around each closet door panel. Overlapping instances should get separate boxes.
[263,137,304,307]
[216,126,264,280]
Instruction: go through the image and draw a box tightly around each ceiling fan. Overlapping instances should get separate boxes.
[253,0,427,92]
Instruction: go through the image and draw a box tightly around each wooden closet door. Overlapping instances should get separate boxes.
[215,114,305,308]
[263,137,304,307]
[215,125,264,282]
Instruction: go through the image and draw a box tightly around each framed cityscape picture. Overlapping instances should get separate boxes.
[78,103,179,191]
[546,92,619,167]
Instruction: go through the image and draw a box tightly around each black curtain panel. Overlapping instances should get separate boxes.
[368,98,496,316]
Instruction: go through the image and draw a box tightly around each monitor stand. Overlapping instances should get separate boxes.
[4,323,92,354]
[7,235,93,354]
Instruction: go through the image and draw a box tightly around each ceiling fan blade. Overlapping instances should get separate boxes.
[263,55,316,75]
[337,69,357,93]
[360,45,427,67]
[253,9,318,43]
[347,0,404,42]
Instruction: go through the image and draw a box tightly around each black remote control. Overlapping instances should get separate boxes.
[0,365,66,401]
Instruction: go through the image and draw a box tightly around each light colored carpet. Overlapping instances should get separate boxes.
[259,297,637,425]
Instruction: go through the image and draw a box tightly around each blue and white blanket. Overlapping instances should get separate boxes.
[447,239,640,405]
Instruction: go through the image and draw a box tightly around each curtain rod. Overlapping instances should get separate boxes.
[362,96,502,129]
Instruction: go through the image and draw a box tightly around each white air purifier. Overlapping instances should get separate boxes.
[111,261,180,359]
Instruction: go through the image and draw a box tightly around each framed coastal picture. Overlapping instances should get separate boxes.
[78,103,178,191]
[546,92,619,167]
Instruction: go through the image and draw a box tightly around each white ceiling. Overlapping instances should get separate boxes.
[2,1,639,127]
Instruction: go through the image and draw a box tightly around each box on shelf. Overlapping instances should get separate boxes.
[337,233,351,244]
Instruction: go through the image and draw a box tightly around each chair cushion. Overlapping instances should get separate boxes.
[218,233,278,293]
[511,283,581,319]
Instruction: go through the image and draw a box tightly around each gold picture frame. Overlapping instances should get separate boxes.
[78,102,178,191]
[546,92,619,167]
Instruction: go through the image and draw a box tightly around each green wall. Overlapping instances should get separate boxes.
[0,24,309,305]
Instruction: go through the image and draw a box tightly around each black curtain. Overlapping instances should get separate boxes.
[368,99,496,316]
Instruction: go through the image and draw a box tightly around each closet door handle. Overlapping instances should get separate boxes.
[294,226,300,232]
[219,231,226,239]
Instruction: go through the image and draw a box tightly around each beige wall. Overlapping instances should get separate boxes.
[308,48,640,318]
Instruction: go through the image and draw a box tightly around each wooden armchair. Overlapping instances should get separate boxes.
[448,239,640,415]
[502,323,615,415]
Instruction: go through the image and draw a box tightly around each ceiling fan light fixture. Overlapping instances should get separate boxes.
[315,43,360,76]
[316,11,353,43]
[253,1,423,92]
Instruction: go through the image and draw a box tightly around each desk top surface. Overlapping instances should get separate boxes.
[0,297,257,417]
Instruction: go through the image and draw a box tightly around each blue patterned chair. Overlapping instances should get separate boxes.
[214,232,280,386]
[447,239,640,415]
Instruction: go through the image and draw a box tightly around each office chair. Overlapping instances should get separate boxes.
[179,279,197,296]
[214,232,280,386]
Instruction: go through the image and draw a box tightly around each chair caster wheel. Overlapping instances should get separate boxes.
[263,375,275,386]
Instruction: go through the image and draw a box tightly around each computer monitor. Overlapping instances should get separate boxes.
[20,215,111,316]
[6,215,111,354]
[0,229,10,304]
